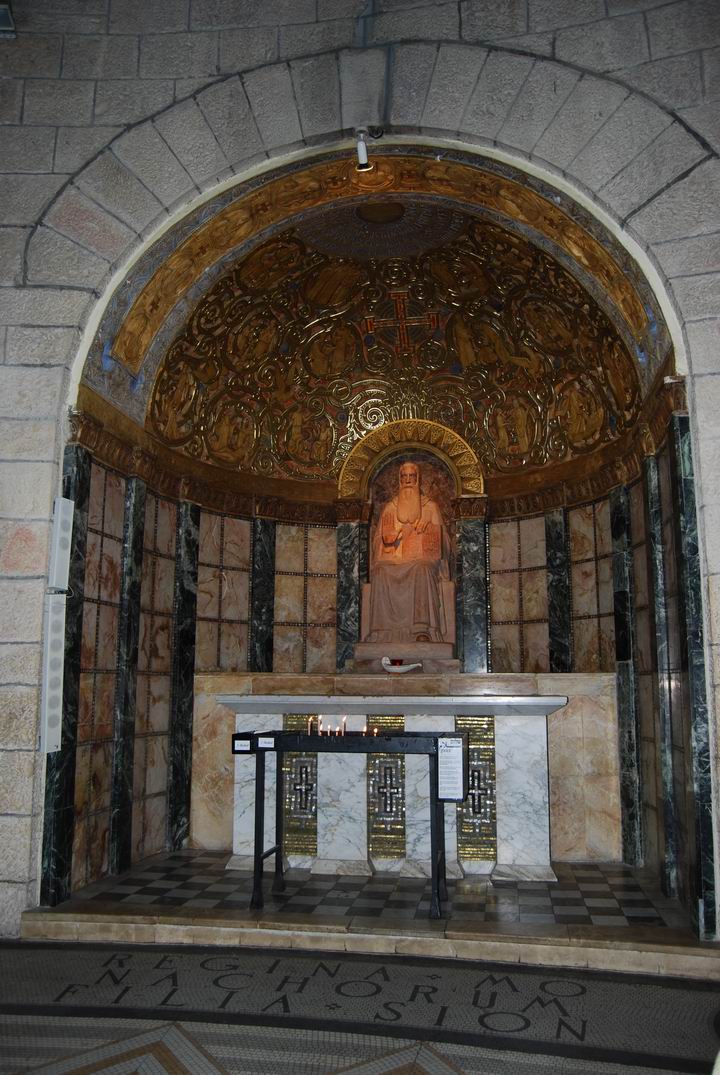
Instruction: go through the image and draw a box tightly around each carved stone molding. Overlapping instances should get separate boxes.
[337,419,484,501]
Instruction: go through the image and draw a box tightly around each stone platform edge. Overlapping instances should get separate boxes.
[20,911,720,982]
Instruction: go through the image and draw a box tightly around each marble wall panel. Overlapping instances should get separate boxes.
[190,689,236,851]
[273,524,338,674]
[196,509,251,673]
[488,516,549,673]
[569,505,594,560]
[275,524,304,573]
[545,508,572,674]
[132,493,176,864]
[542,673,621,862]
[71,461,125,892]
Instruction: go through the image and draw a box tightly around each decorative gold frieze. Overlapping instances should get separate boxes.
[367,715,405,860]
[282,713,318,856]
[112,154,649,376]
[455,716,496,861]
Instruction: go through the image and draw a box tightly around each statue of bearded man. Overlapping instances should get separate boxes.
[365,461,451,644]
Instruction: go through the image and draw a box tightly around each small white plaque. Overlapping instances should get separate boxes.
[234,739,251,753]
[258,736,275,750]
[437,736,464,800]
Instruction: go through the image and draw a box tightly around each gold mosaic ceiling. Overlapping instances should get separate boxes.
[147,209,641,485]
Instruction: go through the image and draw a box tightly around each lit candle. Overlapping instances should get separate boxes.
[336,724,340,736]
[342,716,347,736]
[319,717,323,736]
[374,726,379,736]
[362,725,367,736]
[307,717,312,736]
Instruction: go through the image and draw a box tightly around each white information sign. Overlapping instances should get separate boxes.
[258,737,275,750]
[437,736,465,801]
[233,739,251,753]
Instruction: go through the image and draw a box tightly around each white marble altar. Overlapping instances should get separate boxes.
[223,693,567,879]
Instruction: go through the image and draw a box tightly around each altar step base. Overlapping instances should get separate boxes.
[20,908,717,983]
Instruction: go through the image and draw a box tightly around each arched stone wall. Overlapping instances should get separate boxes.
[2,6,720,936]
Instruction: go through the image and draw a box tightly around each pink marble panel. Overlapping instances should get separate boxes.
[155,498,177,557]
[199,510,223,565]
[306,575,336,624]
[519,515,546,568]
[90,741,113,811]
[522,567,548,620]
[221,568,249,621]
[273,625,304,672]
[522,621,549,673]
[150,615,172,673]
[144,793,167,856]
[87,464,105,533]
[148,675,171,733]
[133,738,146,799]
[490,623,520,672]
[153,555,175,614]
[88,811,110,882]
[274,574,305,622]
[599,614,616,670]
[597,555,613,615]
[573,618,600,672]
[196,564,220,618]
[93,672,116,740]
[490,571,519,623]
[143,492,157,551]
[145,735,168,796]
[489,520,518,571]
[190,692,235,850]
[219,623,248,671]
[275,524,304,573]
[74,743,90,815]
[569,504,595,561]
[77,673,94,743]
[103,471,126,539]
[571,561,597,617]
[99,537,122,602]
[223,517,251,568]
[633,544,649,608]
[71,818,88,890]
[195,619,219,670]
[595,498,612,557]
[135,673,150,734]
[84,530,101,600]
[80,605,97,669]
[306,625,336,673]
[307,527,337,575]
[629,481,645,542]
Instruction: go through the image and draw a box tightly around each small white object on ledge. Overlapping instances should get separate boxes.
[381,656,423,674]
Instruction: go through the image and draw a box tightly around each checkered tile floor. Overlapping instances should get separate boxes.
[69,851,688,928]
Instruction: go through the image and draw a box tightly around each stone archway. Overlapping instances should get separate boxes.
[2,34,720,938]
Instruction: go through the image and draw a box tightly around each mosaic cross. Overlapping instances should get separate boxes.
[364,292,440,354]
[378,765,400,816]
[468,766,492,819]
[293,764,315,814]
